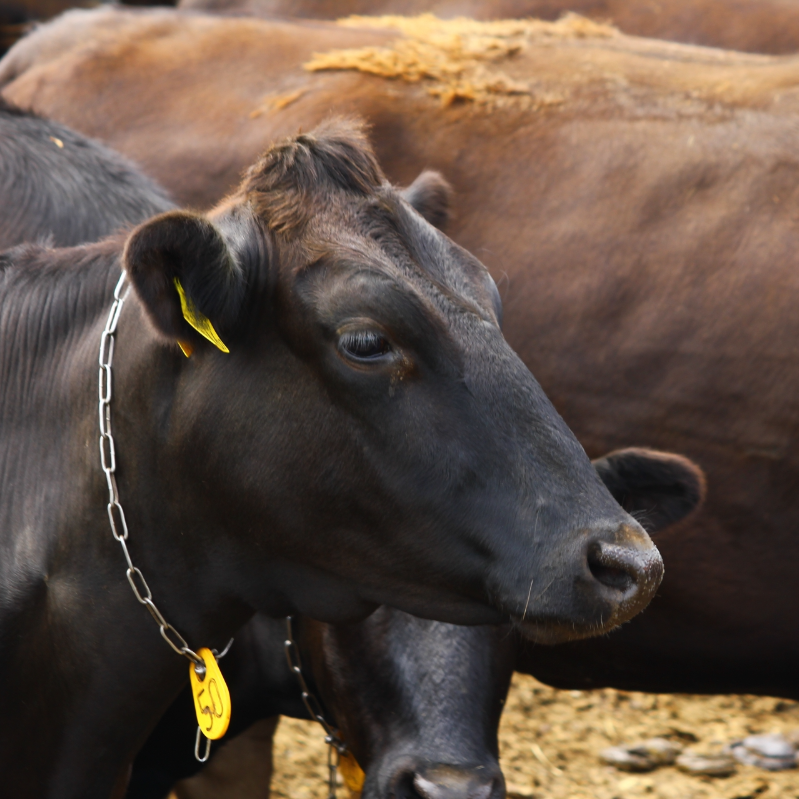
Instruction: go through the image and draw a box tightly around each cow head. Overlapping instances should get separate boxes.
[123,119,664,640]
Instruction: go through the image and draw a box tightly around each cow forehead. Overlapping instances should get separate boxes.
[234,120,495,320]
[297,191,496,323]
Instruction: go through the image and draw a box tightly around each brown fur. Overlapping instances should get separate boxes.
[3,8,794,208]
[242,118,384,234]
[177,0,799,56]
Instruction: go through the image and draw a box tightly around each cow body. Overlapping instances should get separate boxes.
[176,0,799,55]
[0,98,173,248]
[1,9,795,699]
[0,120,658,797]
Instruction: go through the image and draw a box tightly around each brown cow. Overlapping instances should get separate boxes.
[0,0,169,26]
[178,0,799,56]
[3,8,796,702]
[0,0,166,57]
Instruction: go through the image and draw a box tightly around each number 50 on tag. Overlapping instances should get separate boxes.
[189,647,231,740]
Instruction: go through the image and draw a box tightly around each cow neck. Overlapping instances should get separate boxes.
[98,270,232,762]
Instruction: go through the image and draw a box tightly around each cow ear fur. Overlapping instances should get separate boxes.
[401,170,452,230]
[592,447,706,534]
[124,210,246,343]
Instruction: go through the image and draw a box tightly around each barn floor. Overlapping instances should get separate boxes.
[268,674,799,799]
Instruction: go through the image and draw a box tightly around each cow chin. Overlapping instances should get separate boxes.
[514,617,620,645]
[512,576,663,645]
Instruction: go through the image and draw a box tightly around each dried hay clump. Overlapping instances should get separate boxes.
[305,13,617,107]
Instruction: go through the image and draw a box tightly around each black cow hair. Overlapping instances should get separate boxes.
[244,117,385,235]
[0,97,174,250]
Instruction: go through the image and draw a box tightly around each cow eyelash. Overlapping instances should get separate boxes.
[338,330,392,362]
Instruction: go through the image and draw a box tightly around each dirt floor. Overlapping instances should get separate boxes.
[267,674,799,799]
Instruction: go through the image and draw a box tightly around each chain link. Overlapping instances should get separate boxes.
[98,270,204,668]
[285,616,347,799]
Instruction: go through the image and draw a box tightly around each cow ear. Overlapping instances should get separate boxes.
[401,170,452,230]
[592,447,706,533]
[123,210,246,348]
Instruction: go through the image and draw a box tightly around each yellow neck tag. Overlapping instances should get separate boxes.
[174,278,230,353]
[189,647,232,740]
[339,750,366,795]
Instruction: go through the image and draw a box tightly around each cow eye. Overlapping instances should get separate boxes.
[338,330,392,362]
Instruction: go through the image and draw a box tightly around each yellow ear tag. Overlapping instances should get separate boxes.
[339,750,366,795]
[189,647,232,740]
[177,340,194,358]
[174,278,229,353]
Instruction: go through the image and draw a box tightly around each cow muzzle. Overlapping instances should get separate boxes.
[584,523,664,626]
[513,522,664,643]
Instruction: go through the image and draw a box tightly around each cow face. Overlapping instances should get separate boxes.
[123,120,663,640]
[299,608,511,799]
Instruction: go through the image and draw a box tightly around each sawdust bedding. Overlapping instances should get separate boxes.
[265,674,799,799]
[301,13,796,115]
[304,13,615,107]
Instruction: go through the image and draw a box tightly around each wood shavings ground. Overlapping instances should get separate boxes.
[499,674,799,799]
[304,14,614,107]
[170,674,799,798]
[268,674,799,799]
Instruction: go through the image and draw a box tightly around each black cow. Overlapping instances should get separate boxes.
[0,97,173,248]
[133,612,513,799]
[0,120,663,798]
[130,447,703,799]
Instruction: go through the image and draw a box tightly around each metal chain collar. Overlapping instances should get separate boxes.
[99,270,233,763]
[285,616,348,799]
[101,275,341,774]
[99,270,203,665]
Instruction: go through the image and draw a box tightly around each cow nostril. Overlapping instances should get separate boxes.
[587,541,637,594]
[411,771,497,799]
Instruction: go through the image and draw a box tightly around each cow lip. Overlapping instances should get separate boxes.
[498,532,664,645]
[511,569,663,644]
[510,583,659,643]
